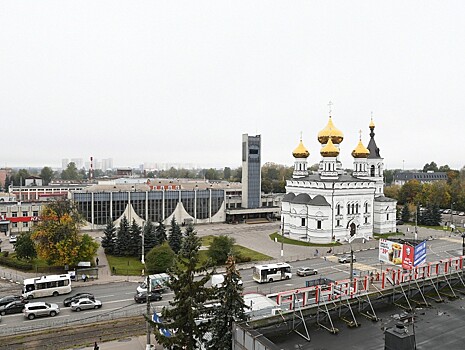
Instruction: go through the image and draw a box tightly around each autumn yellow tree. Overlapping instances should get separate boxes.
[31,199,98,266]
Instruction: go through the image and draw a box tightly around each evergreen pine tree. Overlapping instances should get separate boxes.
[207,255,247,349]
[154,220,167,246]
[129,219,142,257]
[152,224,214,349]
[168,217,183,254]
[401,204,410,223]
[432,204,442,226]
[115,216,131,256]
[143,220,158,252]
[101,220,116,254]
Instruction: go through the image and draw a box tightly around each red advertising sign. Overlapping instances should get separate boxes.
[402,244,415,270]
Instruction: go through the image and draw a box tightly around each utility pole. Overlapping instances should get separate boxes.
[141,221,145,264]
[349,245,354,286]
[281,217,284,257]
[146,274,151,350]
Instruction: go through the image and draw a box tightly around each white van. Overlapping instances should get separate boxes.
[211,274,243,288]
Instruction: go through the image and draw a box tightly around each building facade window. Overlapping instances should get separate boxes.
[336,204,341,215]
[33,211,38,217]
[12,212,17,217]
[301,218,306,226]
[22,211,28,217]
[317,220,322,229]
[23,222,28,227]
[355,203,359,214]
[387,213,389,221]
[364,217,368,224]
[12,222,17,228]
[364,202,368,213]
[336,219,340,226]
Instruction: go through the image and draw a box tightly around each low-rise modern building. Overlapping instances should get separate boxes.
[393,171,448,186]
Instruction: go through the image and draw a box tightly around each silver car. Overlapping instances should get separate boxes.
[70,298,102,311]
[23,302,60,320]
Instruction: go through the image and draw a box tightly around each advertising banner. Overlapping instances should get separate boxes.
[379,239,403,265]
[402,244,415,269]
[414,240,427,267]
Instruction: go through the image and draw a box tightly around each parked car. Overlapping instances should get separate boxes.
[338,255,356,263]
[70,298,102,311]
[0,295,23,307]
[459,212,465,216]
[0,300,28,316]
[23,302,60,320]
[134,291,163,304]
[296,267,318,277]
[9,235,17,243]
[396,220,404,225]
[63,293,95,307]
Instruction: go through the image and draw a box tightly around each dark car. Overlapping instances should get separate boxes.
[63,293,95,307]
[134,291,162,304]
[0,295,23,308]
[0,300,28,315]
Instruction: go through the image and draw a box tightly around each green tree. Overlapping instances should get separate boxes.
[31,199,97,266]
[143,221,158,252]
[223,167,231,180]
[152,224,213,349]
[4,175,11,191]
[61,162,80,180]
[208,235,235,266]
[401,204,411,223]
[14,232,37,261]
[13,169,30,186]
[145,242,175,274]
[423,161,438,172]
[40,166,54,185]
[154,220,167,246]
[204,168,220,180]
[168,217,183,254]
[207,255,247,349]
[101,220,117,254]
[398,180,422,205]
[129,219,142,256]
[115,216,131,256]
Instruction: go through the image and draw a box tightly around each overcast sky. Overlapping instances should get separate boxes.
[1,1,464,171]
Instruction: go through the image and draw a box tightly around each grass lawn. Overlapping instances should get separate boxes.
[106,255,144,276]
[200,235,272,263]
[269,232,341,247]
[403,223,450,231]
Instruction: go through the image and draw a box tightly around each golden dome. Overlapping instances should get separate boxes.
[320,137,340,157]
[317,117,344,144]
[292,139,310,158]
[369,118,375,129]
[351,139,370,158]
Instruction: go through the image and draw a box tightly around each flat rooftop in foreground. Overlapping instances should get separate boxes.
[260,296,465,350]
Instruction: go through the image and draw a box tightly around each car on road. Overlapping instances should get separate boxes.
[63,292,95,307]
[0,300,28,315]
[70,298,102,311]
[459,212,465,216]
[0,295,23,307]
[9,235,17,243]
[338,254,356,263]
[134,291,163,304]
[396,220,404,225]
[23,302,60,320]
[296,267,318,277]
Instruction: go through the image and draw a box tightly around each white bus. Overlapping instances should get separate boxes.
[22,274,72,299]
[252,263,292,283]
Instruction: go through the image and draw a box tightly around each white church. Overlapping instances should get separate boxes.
[281,116,397,244]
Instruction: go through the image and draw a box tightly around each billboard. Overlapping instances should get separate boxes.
[379,239,427,269]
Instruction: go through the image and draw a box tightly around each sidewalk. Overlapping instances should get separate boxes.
[69,335,163,350]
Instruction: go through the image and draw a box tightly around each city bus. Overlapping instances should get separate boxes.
[22,274,72,299]
[252,263,292,283]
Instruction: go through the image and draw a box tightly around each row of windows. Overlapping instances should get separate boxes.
[12,222,30,228]
[1,211,39,217]
[75,194,225,225]
[300,218,371,228]
[335,203,369,215]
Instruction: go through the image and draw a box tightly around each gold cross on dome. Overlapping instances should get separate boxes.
[328,101,333,116]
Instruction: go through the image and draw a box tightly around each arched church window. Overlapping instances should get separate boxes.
[370,165,375,177]
[365,202,368,213]
[355,203,359,213]
[351,203,355,214]
[337,204,341,216]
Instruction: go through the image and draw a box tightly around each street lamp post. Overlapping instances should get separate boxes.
[141,221,145,264]
[349,243,354,286]
[461,233,465,256]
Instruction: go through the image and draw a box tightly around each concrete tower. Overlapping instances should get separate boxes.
[241,134,261,209]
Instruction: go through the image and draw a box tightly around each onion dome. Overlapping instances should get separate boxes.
[292,139,310,158]
[320,137,340,157]
[317,117,344,144]
[351,137,370,158]
[369,118,375,129]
